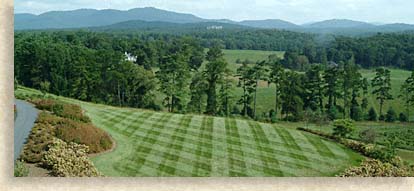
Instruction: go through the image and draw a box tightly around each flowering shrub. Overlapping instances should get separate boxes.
[339,158,413,177]
[42,138,101,177]
[14,160,29,177]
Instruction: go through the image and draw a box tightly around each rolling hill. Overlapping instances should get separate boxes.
[15,7,205,30]
[15,7,414,34]
[305,19,375,28]
[239,19,299,29]
[15,87,363,177]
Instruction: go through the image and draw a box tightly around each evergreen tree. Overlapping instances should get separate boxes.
[268,59,284,120]
[304,64,325,111]
[187,71,208,114]
[323,63,342,110]
[204,45,228,115]
[371,68,393,118]
[342,57,362,118]
[218,69,234,117]
[399,70,414,122]
[367,107,378,121]
[280,71,304,121]
[157,51,191,112]
[236,62,255,117]
[385,107,397,122]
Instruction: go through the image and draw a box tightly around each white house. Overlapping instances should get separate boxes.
[125,52,137,62]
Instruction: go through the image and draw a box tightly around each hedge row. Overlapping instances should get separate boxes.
[297,127,414,177]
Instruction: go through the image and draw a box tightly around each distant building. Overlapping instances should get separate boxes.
[125,52,137,62]
[207,25,223,30]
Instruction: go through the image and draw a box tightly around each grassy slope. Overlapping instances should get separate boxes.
[16,87,363,177]
[275,121,414,164]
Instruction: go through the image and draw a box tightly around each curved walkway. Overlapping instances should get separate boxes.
[14,99,38,161]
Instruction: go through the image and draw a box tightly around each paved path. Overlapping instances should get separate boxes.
[14,99,38,161]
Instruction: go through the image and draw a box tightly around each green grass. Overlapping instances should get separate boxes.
[219,49,284,73]
[16,87,364,177]
[231,68,412,119]
[361,69,412,120]
[275,121,414,164]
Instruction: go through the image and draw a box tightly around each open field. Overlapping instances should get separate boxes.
[16,87,363,177]
[222,49,284,72]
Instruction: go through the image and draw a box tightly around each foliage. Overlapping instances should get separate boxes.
[359,128,377,144]
[385,107,397,122]
[339,158,413,177]
[399,70,414,122]
[42,138,101,177]
[31,99,91,123]
[14,160,29,177]
[21,99,113,164]
[367,107,378,121]
[204,45,228,115]
[371,67,393,117]
[39,81,50,97]
[329,34,414,70]
[399,113,408,122]
[21,112,56,163]
[54,118,113,153]
[332,119,355,138]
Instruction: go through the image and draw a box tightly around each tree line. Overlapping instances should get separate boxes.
[283,33,414,71]
[15,31,414,122]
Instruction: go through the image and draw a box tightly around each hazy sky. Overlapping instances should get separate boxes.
[14,0,414,24]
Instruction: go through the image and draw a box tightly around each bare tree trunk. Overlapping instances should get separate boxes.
[253,79,258,119]
[275,84,278,119]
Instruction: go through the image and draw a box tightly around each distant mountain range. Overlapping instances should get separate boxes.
[15,7,414,34]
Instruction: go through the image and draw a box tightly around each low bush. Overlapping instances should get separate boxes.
[332,119,355,138]
[385,107,397,122]
[359,128,377,144]
[14,160,29,177]
[57,104,91,123]
[54,119,113,153]
[298,127,399,163]
[399,113,408,122]
[31,99,56,111]
[367,107,377,121]
[42,138,101,177]
[339,158,413,177]
[297,127,338,140]
[31,99,91,123]
[21,113,56,163]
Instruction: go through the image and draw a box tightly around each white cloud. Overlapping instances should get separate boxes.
[14,0,414,24]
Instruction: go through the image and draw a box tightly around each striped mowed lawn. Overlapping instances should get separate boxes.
[79,103,363,177]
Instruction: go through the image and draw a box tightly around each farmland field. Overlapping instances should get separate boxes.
[16,87,363,177]
[222,49,284,72]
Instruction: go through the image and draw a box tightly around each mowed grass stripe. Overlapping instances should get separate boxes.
[273,127,309,162]
[225,118,247,176]
[157,115,193,176]
[302,133,336,158]
[192,116,213,177]
[119,114,173,176]
[211,117,229,176]
[247,121,283,176]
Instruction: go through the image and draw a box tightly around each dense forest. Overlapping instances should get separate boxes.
[14,30,414,122]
